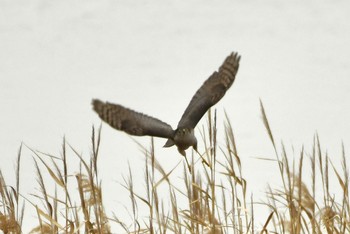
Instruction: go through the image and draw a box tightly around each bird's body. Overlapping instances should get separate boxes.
[163,128,197,156]
[92,52,241,157]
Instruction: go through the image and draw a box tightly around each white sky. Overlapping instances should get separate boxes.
[1,0,349,232]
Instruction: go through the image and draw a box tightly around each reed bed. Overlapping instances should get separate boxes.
[0,102,348,233]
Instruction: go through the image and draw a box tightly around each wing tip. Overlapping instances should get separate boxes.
[92,99,105,112]
[219,51,241,74]
[229,51,241,62]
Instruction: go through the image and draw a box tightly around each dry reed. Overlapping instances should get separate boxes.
[0,102,348,233]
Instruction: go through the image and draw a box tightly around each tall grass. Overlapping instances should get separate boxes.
[0,103,348,233]
[260,101,349,234]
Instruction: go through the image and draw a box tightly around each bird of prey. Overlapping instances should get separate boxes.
[92,52,240,157]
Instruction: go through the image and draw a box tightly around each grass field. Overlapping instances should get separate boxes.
[1,102,348,233]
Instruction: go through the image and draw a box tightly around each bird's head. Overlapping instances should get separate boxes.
[174,128,197,152]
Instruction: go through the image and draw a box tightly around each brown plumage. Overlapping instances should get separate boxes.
[92,52,241,156]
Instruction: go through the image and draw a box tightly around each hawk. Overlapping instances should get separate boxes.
[92,52,240,157]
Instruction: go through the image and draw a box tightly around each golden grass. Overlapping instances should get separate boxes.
[0,102,349,233]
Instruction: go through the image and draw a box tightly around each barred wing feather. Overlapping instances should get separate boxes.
[177,52,241,129]
[92,99,174,139]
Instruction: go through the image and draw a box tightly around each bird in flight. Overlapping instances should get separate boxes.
[92,52,240,158]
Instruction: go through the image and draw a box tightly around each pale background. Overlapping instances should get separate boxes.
[1,0,349,232]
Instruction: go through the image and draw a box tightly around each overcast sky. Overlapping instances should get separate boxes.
[1,0,349,232]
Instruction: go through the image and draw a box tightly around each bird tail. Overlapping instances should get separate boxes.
[163,139,175,148]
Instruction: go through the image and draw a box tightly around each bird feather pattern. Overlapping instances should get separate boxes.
[92,100,174,138]
[92,51,241,156]
[177,52,240,129]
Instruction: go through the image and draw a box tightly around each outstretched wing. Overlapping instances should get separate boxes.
[177,52,241,129]
[92,99,174,139]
